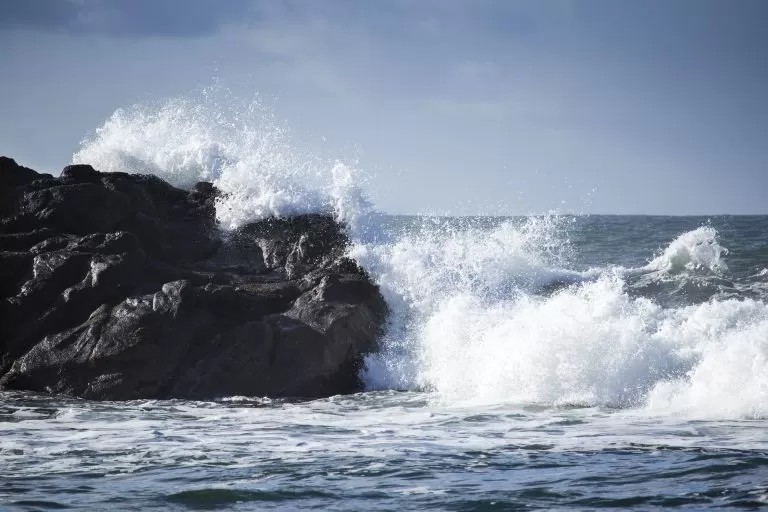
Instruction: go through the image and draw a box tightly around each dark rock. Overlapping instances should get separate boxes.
[19,183,132,234]
[1,157,46,187]
[236,214,349,278]
[0,157,386,400]
[60,164,101,183]
[0,251,32,298]
[0,157,51,218]
[0,228,59,251]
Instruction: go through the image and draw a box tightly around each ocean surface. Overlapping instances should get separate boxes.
[3,94,768,510]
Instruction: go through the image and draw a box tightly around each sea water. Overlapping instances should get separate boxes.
[2,91,768,510]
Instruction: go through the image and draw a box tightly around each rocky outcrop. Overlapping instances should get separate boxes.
[0,156,387,400]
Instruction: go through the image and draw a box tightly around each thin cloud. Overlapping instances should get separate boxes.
[0,0,252,37]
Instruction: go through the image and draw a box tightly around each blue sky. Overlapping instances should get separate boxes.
[1,0,766,214]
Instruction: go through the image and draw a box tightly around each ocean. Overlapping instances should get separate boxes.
[2,94,768,510]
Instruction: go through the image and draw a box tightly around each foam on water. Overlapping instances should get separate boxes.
[73,91,768,420]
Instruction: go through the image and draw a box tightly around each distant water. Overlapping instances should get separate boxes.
[3,215,768,511]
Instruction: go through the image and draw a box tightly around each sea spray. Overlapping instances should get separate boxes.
[73,86,371,231]
[350,216,581,391]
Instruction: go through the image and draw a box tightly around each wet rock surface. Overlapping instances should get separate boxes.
[0,156,387,400]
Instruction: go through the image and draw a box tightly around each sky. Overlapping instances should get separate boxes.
[1,0,767,215]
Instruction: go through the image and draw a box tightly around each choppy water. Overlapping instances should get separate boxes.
[3,215,768,511]
[2,389,768,510]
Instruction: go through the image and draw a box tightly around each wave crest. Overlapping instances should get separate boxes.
[646,225,727,273]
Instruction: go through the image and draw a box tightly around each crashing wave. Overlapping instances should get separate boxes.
[73,87,371,232]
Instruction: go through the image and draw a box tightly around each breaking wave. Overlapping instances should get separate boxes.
[354,217,768,419]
